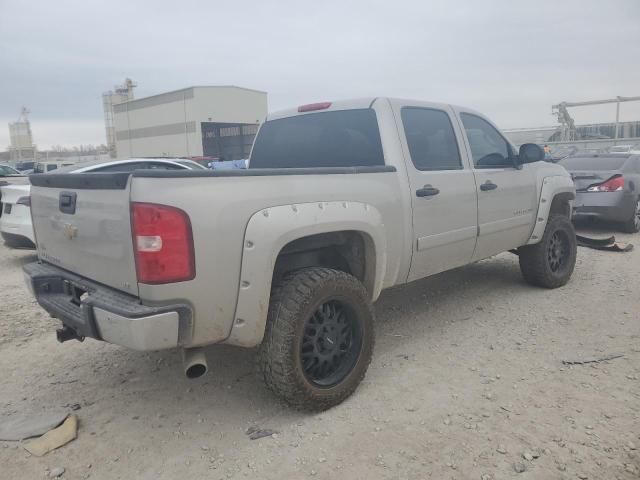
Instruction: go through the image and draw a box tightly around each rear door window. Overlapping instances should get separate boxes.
[250,109,385,168]
[401,107,462,171]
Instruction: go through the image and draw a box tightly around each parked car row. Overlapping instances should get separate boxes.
[3,147,639,252]
[0,158,205,248]
[9,160,75,174]
[546,144,640,162]
[608,144,640,155]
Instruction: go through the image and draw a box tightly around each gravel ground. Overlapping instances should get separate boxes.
[1,226,639,480]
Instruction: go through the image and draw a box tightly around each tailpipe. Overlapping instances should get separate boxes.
[181,347,208,379]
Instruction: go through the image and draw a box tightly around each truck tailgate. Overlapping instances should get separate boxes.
[29,173,139,296]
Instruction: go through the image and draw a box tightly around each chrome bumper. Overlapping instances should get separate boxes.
[23,262,192,351]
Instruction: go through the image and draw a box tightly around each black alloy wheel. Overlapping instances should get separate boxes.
[300,299,363,388]
[547,230,571,273]
[257,267,375,411]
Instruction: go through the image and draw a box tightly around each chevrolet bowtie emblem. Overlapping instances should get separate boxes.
[63,223,78,240]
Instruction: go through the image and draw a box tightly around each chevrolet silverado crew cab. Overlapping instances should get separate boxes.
[25,98,577,411]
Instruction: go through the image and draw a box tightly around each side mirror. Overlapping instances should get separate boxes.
[519,143,545,164]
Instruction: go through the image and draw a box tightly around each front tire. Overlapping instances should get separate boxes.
[518,215,577,288]
[257,267,374,411]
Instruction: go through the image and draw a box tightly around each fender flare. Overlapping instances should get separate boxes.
[526,175,576,245]
[225,201,387,347]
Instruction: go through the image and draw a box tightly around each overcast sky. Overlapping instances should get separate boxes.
[1,0,639,149]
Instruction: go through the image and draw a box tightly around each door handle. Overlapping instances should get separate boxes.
[416,185,440,197]
[480,181,498,191]
[59,191,77,214]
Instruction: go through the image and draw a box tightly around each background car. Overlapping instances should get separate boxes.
[560,154,640,233]
[0,158,205,249]
[547,145,578,162]
[14,161,35,172]
[33,161,75,173]
[0,163,28,187]
[0,183,32,247]
[0,164,22,177]
[58,157,206,173]
[608,144,640,155]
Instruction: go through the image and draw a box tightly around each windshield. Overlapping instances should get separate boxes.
[0,165,20,176]
[250,109,385,169]
[559,156,627,171]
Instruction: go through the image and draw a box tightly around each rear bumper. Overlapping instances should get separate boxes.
[23,262,193,351]
[572,191,635,223]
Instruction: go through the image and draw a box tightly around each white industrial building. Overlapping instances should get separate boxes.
[113,86,267,160]
[8,107,37,162]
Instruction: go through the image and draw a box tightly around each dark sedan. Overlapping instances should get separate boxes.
[559,154,640,233]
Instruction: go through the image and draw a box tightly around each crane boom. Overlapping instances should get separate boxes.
[552,96,640,109]
[552,95,640,142]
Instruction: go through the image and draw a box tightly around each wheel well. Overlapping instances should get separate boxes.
[273,231,376,295]
[550,192,574,218]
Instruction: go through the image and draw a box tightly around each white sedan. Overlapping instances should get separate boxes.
[0,158,205,248]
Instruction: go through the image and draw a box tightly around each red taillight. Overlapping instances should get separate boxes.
[587,175,624,192]
[131,202,195,284]
[16,196,31,207]
[297,102,332,112]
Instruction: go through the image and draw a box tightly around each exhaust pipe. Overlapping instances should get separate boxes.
[181,347,208,379]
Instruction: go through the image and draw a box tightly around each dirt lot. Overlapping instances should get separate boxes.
[1,226,639,480]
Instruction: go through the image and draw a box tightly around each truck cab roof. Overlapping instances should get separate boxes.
[267,97,480,121]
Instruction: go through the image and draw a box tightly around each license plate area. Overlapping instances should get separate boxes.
[62,280,88,307]
[4,203,12,215]
[34,276,90,307]
[32,275,99,339]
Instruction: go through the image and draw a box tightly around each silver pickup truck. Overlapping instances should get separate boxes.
[25,98,577,410]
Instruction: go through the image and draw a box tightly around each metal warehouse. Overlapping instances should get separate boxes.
[113,85,267,160]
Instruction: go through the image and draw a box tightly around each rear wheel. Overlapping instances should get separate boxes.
[621,198,640,233]
[257,267,374,411]
[518,215,577,288]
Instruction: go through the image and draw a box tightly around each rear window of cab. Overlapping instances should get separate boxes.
[249,109,385,168]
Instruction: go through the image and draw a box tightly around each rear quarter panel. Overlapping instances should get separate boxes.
[227,200,388,347]
[130,170,409,347]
